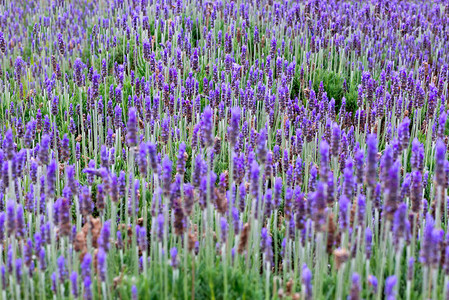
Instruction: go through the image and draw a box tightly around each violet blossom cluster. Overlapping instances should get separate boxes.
[0,0,448,299]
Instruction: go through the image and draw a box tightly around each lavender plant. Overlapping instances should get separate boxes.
[0,0,449,299]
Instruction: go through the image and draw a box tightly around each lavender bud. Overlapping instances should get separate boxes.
[384,276,397,300]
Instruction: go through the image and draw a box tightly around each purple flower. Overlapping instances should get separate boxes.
[137,225,147,251]
[201,106,214,148]
[393,203,410,244]
[127,107,138,146]
[61,134,70,162]
[84,276,92,300]
[398,117,410,151]
[162,156,172,197]
[274,177,283,208]
[176,142,187,176]
[339,195,350,230]
[420,213,442,267]
[15,258,22,284]
[250,161,260,201]
[257,128,267,164]
[57,255,66,282]
[75,142,81,161]
[229,107,241,147]
[99,220,111,251]
[116,231,123,249]
[74,59,84,87]
[3,130,15,160]
[354,146,364,185]
[16,204,25,238]
[161,117,170,144]
[38,134,50,165]
[365,134,378,188]
[6,200,15,235]
[264,189,273,217]
[157,214,164,242]
[384,276,397,300]
[191,48,199,71]
[39,248,46,271]
[311,182,326,231]
[80,186,93,217]
[132,285,138,300]
[384,161,400,220]
[46,159,56,198]
[81,253,92,280]
[148,142,158,170]
[182,183,195,216]
[220,217,228,244]
[138,142,148,177]
[301,264,313,300]
[331,123,341,157]
[365,227,373,259]
[70,271,78,298]
[435,138,446,187]
[114,104,122,128]
[411,138,424,172]
[349,273,361,300]
[238,181,246,212]
[319,141,330,183]
[170,247,178,269]
[368,275,378,293]
[97,248,107,281]
[51,96,59,116]
[0,212,5,242]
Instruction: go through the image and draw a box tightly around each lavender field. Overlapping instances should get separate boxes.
[1,0,449,299]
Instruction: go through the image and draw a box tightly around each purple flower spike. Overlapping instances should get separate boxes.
[257,128,267,164]
[201,106,214,148]
[398,117,410,151]
[219,217,229,244]
[368,275,378,293]
[6,200,15,235]
[301,264,313,300]
[435,138,446,187]
[331,123,341,157]
[176,142,187,176]
[365,134,378,188]
[229,107,241,148]
[127,107,138,147]
[274,177,283,208]
[319,140,330,182]
[70,271,78,298]
[57,255,66,282]
[97,248,107,282]
[132,285,138,300]
[170,247,178,269]
[46,159,57,198]
[349,273,361,300]
[384,276,397,300]
[84,276,92,300]
[365,227,373,259]
[162,156,172,197]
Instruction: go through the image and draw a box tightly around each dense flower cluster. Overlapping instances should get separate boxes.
[0,0,449,299]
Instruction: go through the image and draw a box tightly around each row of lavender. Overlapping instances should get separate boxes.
[1,0,449,299]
